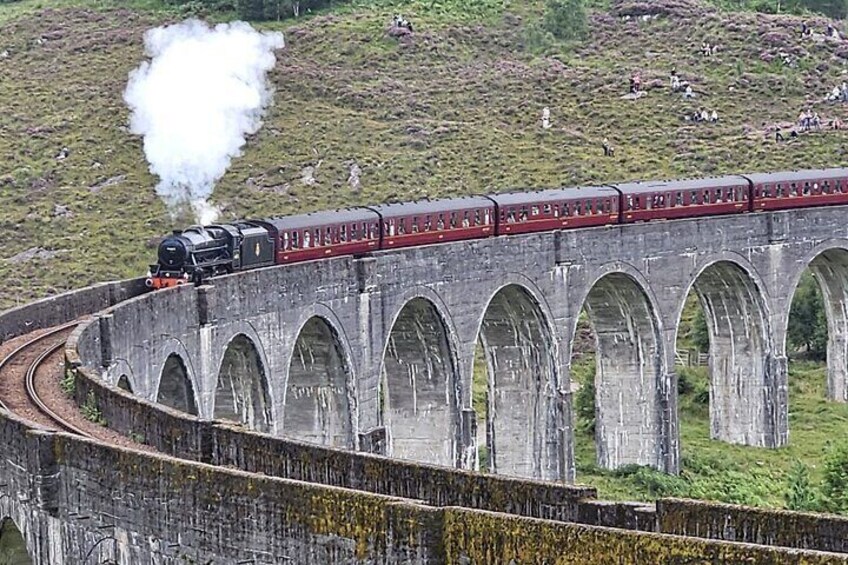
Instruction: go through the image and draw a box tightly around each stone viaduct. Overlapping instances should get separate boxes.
[78,204,848,479]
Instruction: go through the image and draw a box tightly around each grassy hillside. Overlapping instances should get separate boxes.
[1,0,847,308]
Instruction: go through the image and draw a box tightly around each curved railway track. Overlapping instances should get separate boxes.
[0,322,91,437]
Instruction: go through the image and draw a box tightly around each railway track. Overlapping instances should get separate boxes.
[0,322,91,437]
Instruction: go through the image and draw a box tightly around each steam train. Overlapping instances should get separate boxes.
[146,167,848,289]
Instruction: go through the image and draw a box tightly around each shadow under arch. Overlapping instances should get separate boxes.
[215,334,272,433]
[157,353,198,415]
[283,316,354,448]
[380,296,461,467]
[474,283,560,480]
[0,517,32,564]
[682,259,778,447]
[575,270,666,470]
[116,374,133,393]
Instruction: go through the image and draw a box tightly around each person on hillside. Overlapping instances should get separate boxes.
[813,112,822,130]
[684,84,695,99]
[700,108,710,122]
[829,85,841,102]
[775,126,785,142]
[831,117,843,130]
[602,137,615,157]
[670,69,681,91]
[710,109,718,123]
[629,72,641,94]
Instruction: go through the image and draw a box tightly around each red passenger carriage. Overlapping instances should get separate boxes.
[268,209,381,264]
[370,197,495,249]
[746,169,848,211]
[615,176,751,223]
[489,187,619,235]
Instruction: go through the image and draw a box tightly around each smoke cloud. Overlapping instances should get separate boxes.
[124,19,284,225]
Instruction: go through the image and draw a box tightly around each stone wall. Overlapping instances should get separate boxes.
[442,507,848,564]
[657,498,848,554]
[67,348,598,523]
[0,279,146,342]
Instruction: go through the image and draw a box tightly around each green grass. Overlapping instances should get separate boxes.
[571,359,848,508]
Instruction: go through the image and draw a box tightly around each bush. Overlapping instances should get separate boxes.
[822,442,848,513]
[572,357,596,435]
[543,0,588,42]
[784,460,820,511]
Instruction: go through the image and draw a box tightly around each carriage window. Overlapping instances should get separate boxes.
[370,223,378,239]
[813,182,820,194]
[450,212,457,228]
[553,205,560,217]
[283,232,290,250]
[563,203,570,216]
[582,200,590,214]
[411,217,419,233]
[574,201,582,215]
[530,206,539,216]
[424,216,432,231]
[776,184,784,197]
[387,221,396,236]
[791,183,798,196]
[675,192,683,206]
[474,210,481,226]
[520,207,529,221]
[340,225,347,242]
[507,210,516,223]
[484,209,491,224]
[823,181,831,194]
[327,227,333,244]
[437,215,445,230]
[462,212,470,227]
[840,181,848,194]
[544,204,551,215]
[803,182,811,195]
[303,231,311,248]
[762,185,770,198]
[626,195,634,211]
[315,229,322,246]
[292,231,299,249]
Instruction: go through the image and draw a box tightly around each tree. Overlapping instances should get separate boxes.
[822,442,848,513]
[788,271,827,360]
[543,0,588,42]
[784,460,819,511]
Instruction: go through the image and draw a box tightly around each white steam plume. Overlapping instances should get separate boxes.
[124,19,284,225]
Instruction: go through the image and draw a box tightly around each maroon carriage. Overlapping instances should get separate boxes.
[746,169,848,212]
[268,208,381,264]
[370,197,495,249]
[489,187,619,235]
[615,176,751,223]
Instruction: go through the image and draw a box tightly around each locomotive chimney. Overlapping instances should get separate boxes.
[173,229,182,236]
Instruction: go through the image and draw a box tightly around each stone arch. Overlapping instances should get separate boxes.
[573,267,666,470]
[116,374,133,393]
[214,334,272,433]
[474,283,560,479]
[680,258,781,447]
[283,316,355,448]
[380,295,461,467]
[0,517,31,564]
[157,353,198,415]
[787,241,848,402]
